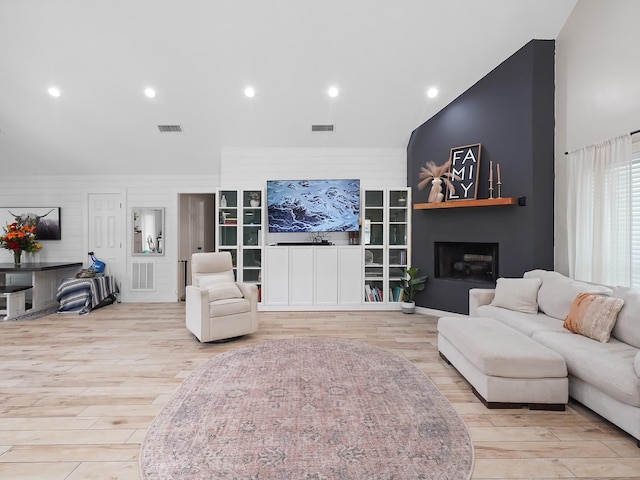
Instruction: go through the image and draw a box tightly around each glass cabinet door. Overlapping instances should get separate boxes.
[217,190,239,277]
[388,189,410,302]
[241,189,263,301]
[363,190,385,302]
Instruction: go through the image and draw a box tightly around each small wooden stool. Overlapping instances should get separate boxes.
[0,285,33,320]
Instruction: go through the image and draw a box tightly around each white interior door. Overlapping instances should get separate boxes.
[88,193,125,289]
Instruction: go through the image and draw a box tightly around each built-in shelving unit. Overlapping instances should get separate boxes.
[413,197,517,210]
[216,188,264,301]
[363,188,411,305]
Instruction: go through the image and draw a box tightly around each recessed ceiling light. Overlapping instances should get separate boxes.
[48,86,61,98]
[244,86,256,98]
[144,87,156,98]
[328,86,339,98]
[426,87,439,98]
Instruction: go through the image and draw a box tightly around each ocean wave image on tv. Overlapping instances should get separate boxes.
[267,179,360,233]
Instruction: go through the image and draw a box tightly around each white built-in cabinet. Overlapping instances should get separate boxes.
[263,246,362,309]
[362,188,411,305]
[217,187,411,310]
[215,188,264,301]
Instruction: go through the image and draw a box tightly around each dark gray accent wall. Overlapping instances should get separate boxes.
[407,40,555,314]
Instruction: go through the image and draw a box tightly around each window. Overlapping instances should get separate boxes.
[631,140,640,287]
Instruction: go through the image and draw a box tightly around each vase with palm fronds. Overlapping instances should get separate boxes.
[417,159,459,203]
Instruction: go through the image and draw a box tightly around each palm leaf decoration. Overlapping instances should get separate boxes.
[417,159,460,202]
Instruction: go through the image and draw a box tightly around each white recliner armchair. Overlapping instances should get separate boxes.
[185,252,258,342]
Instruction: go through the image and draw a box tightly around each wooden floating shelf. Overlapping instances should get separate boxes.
[413,197,518,210]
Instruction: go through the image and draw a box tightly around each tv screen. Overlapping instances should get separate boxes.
[267,179,360,233]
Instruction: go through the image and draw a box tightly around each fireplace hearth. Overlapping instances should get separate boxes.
[435,242,498,284]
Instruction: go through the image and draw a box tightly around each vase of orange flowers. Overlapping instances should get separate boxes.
[0,222,42,265]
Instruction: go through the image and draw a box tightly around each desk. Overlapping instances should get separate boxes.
[56,276,118,314]
[0,262,83,316]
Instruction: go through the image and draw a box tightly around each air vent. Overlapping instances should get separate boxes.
[157,124,183,133]
[132,262,155,291]
[311,124,334,132]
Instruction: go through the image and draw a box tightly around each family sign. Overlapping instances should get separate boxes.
[447,143,482,201]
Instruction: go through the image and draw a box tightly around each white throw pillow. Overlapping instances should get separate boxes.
[198,276,243,302]
[491,277,542,314]
[194,271,235,287]
[524,270,612,320]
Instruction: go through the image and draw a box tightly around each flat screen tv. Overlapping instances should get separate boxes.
[267,179,360,233]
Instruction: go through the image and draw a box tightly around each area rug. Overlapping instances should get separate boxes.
[140,338,474,479]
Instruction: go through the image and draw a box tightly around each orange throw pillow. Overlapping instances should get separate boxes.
[563,293,624,343]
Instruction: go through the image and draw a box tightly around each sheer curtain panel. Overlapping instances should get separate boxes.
[567,134,632,286]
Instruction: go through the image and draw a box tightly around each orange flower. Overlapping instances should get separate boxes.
[0,221,42,254]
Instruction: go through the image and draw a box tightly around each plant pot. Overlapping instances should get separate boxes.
[401,300,415,314]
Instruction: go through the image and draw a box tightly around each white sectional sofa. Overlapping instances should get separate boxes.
[469,269,640,446]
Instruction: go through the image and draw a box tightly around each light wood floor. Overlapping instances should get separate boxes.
[0,303,639,480]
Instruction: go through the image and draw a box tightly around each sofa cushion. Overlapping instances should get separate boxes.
[611,286,640,349]
[532,331,640,408]
[563,293,624,343]
[209,297,251,316]
[491,277,542,314]
[523,270,612,320]
[438,317,567,379]
[476,304,566,337]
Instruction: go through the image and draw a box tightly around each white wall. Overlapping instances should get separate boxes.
[221,147,407,189]
[0,148,406,302]
[554,0,640,275]
[0,174,219,302]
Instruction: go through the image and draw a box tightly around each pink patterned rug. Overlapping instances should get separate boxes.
[140,338,474,479]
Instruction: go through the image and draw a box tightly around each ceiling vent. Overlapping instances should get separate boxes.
[157,124,183,133]
[311,124,334,132]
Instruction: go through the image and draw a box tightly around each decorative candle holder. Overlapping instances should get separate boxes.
[488,179,494,199]
[497,182,502,199]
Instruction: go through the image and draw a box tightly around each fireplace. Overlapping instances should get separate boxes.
[435,242,498,284]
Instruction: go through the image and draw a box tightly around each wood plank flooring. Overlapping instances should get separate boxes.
[0,303,639,479]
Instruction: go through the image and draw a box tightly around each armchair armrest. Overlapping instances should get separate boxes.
[185,285,208,339]
[236,282,258,304]
[469,288,495,316]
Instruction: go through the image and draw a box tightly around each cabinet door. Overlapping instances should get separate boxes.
[217,189,239,278]
[314,247,338,305]
[264,247,289,306]
[338,246,363,305]
[363,189,385,303]
[387,189,410,303]
[289,247,314,305]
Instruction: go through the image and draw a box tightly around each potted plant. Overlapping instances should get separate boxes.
[401,267,428,314]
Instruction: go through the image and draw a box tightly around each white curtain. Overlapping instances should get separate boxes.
[567,134,632,286]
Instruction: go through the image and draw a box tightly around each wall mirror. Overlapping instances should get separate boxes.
[133,207,164,255]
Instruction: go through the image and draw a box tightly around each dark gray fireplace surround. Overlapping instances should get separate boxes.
[407,40,555,314]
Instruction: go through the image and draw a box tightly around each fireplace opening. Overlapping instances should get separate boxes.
[435,242,498,283]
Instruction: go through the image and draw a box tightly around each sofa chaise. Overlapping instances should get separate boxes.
[459,269,640,445]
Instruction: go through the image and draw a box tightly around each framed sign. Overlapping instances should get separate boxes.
[447,143,482,201]
[0,207,61,240]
